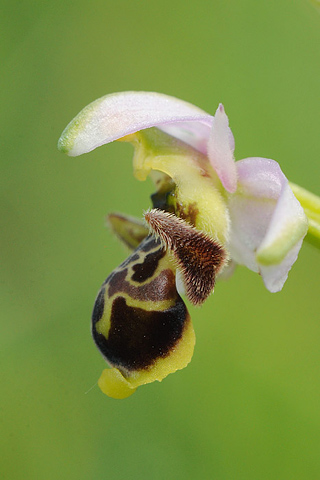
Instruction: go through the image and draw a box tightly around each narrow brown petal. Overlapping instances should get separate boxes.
[144,209,228,305]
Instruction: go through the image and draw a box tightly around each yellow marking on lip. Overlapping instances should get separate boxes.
[95,244,178,338]
[98,314,195,398]
[95,290,179,338]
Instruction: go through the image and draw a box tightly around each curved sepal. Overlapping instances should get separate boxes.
[227,158,308,291]
[58,91,212,156]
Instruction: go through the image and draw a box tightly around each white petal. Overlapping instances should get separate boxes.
[58,91,213,156]
[259,239,303,292]
[207,104,238,193]
[228,157,308,291]
[159,121,212,155]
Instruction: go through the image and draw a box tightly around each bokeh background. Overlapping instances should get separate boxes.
[1,0,320,478]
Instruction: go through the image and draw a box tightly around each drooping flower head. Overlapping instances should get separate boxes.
[58,92,308,398]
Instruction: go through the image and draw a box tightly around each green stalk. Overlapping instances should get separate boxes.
[289,182,320,249]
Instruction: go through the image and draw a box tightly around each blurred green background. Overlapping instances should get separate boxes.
[1,0,319,479]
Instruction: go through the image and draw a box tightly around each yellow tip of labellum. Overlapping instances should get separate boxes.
[144,209,228,305]
[98,368,137,399]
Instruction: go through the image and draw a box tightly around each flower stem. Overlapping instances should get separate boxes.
[289,182,320,249]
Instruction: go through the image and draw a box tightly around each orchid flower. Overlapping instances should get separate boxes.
[58,92,312,399]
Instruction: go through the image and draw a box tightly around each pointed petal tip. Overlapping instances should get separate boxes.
[218,103,225,114]
[208,103,237,192]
